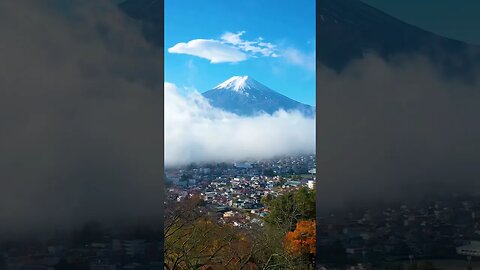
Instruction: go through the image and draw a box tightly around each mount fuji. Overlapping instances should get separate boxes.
[317,0,480,75]
[202,76,315,117]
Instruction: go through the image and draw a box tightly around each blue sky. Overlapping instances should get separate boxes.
[164,0,315,106]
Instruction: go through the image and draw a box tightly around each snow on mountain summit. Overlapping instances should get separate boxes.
[213,76,266,92]
[203,76,315,117]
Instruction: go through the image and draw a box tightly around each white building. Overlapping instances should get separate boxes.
[223,211,235,218]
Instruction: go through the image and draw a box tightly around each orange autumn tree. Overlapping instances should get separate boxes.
[284,219,316,256]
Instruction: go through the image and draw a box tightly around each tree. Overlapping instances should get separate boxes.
[284,220,316,256]
[261,194,274,206]
[164,197,258,270]
[284,219,316,268]
[291,175,301,181]
[263,169,275,177]
[293,187,315,218]
[164,185,317,269]
[179,173,191,182]
[264,187,315,230]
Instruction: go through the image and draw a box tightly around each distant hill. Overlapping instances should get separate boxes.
[118,0,163,46]
[317,0,480,76]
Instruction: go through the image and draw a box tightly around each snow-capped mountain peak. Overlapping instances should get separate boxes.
[213,76,263,92]
[203,76,315,117]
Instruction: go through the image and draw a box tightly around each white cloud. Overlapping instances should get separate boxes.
[168,39,247,63]
[221,31,278,57]
[168,31,280,63]
[283,48,316,71]
[221,31,246,45]
[164,83,315,167]
[168,32,316,72]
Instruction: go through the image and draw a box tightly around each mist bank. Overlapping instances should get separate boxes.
[164,83,316,168]
[317,53,480,212]
[0,0,164,236]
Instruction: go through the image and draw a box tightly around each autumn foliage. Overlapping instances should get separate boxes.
[164,198,260,270]
[284,219,316,256]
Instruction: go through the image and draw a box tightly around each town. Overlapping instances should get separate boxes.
[165,155,316,228]
[0,155,316,270]
[317,192,480,270]
[0,224,163,270]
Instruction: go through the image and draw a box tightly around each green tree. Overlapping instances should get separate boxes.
[291,175,301,180]
[264,187,315,231]
[261,194,274,206]
[263,169,275,177]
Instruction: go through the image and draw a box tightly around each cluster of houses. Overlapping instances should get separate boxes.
[317,194,480,268]
[0,156,317,270]
[2,238,162,270]
[166,155,316,228]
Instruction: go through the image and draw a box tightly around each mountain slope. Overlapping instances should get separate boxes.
[118,0,163,47]
[317,0,480,74]
[203,76,314,117]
